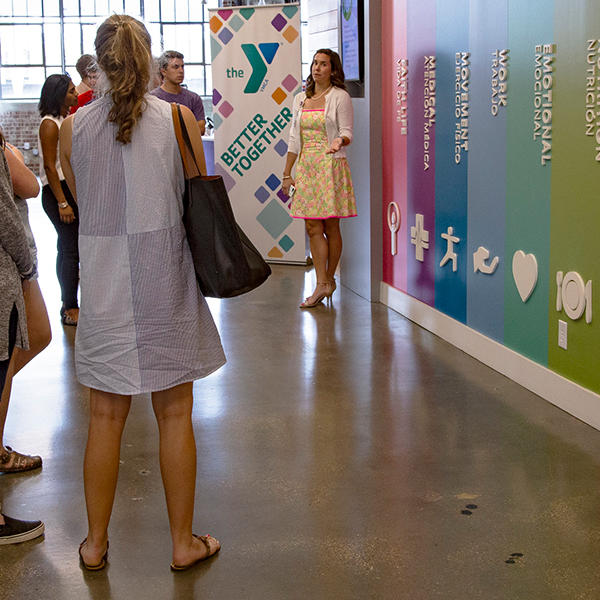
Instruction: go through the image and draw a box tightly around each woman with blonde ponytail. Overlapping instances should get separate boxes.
[60,14,224,571]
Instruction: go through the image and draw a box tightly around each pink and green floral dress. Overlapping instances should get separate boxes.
[291,110,357,220]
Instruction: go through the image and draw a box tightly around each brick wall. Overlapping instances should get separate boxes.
[0,102,41,173]
[0,97,214,175]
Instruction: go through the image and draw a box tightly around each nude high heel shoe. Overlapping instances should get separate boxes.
[326,278,337,298]
[300,282,329,308]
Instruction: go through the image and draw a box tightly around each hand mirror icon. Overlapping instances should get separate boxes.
[387,202,400,256]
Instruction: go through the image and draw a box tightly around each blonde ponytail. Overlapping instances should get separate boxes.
[95,15,152,144]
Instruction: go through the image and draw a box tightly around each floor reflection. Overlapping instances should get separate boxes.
[3,200,600,598]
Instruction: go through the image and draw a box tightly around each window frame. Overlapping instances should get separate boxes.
[0,0,216,100]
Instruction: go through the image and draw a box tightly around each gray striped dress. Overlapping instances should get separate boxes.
[71,94,225,394]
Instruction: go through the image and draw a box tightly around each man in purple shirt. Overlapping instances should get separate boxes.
[150,50,206,135]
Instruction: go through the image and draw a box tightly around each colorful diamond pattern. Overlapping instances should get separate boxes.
[282,74,298,92]
[272,87,287,105]
[212,113,223,131]
[279,235,294,252]
[257,200,293,239]
[219,101,234,118]
[218,27,234,45]
[214,163,236,192]
[265,174,280,191]
[210,16,223,33]
[255,186,270,204]
[282,26,299,43]
[282,6,299,18]
[210,37,222,60]
[229,14,245,32]
[271,14,287,32]
[213,89,222,106]
[274,139,288,157]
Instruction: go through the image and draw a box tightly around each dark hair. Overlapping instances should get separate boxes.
[305,49,346,98]
[157,50,184,81]
[95,14,152,144]
[38,74,72,117]
[75,54,98,78]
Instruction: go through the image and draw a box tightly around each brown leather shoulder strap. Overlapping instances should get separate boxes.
[171,102,202,179]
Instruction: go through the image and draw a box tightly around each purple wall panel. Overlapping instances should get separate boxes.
[406,0,436,305]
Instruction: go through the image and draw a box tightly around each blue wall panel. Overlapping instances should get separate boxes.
[434,0,469,322]
[466,0,508,341]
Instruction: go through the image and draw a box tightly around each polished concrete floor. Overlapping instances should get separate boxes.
[1,203,600,600]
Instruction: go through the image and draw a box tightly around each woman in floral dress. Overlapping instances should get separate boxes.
[282,49,357,308]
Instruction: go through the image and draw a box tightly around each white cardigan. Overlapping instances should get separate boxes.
[287,86,353,159]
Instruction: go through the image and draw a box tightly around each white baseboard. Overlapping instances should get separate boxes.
[380,282,600,431]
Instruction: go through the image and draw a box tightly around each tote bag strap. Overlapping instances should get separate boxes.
[171,103,207,179]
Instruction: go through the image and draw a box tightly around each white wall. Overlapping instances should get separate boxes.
[305,0,339,56]
[340,0,382,302]
[304,0,382,302]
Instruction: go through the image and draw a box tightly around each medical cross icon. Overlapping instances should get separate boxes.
[410,213,429,262]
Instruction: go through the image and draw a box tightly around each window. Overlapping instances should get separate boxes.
[0,0,219,100]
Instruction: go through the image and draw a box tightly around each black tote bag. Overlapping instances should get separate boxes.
[172,104,271,298]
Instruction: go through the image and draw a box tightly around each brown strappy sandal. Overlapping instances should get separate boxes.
[0,446,42,473]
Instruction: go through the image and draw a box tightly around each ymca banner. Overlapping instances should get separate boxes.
[209,3,306,263]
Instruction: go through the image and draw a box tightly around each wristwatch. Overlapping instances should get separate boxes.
[58,201,69,209]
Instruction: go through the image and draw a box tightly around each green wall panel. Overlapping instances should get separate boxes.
[504,0,553,364]
[549,0,600,391]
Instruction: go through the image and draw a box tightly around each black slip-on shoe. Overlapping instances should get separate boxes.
[0,514,45,545]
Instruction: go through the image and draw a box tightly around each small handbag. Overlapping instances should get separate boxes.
[171,103,271,298]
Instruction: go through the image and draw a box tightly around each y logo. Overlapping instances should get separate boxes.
[341,0,353,21]
[241,43,279,93]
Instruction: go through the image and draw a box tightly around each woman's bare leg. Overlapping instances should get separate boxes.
[304,219,330,305]
[0,365,13,447]
[10,280,51,374]
[81,388,131,565]
[323,218,342,283]
[152,382,219,566]
[0,280,51,450]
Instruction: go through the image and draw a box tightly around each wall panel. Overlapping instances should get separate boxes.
[504,0,553,364]
[381,0,600,402]
[548,0,600,391]
[381,0,407,291]
[406,0,436,306]
[466,0,508,342]
[433,0,469,322]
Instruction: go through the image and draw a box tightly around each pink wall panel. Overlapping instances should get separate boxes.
[381,0,407,291]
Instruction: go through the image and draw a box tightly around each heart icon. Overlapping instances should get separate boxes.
[512,251,538,302]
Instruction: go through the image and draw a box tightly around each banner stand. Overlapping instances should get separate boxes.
[209,3,307,264]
